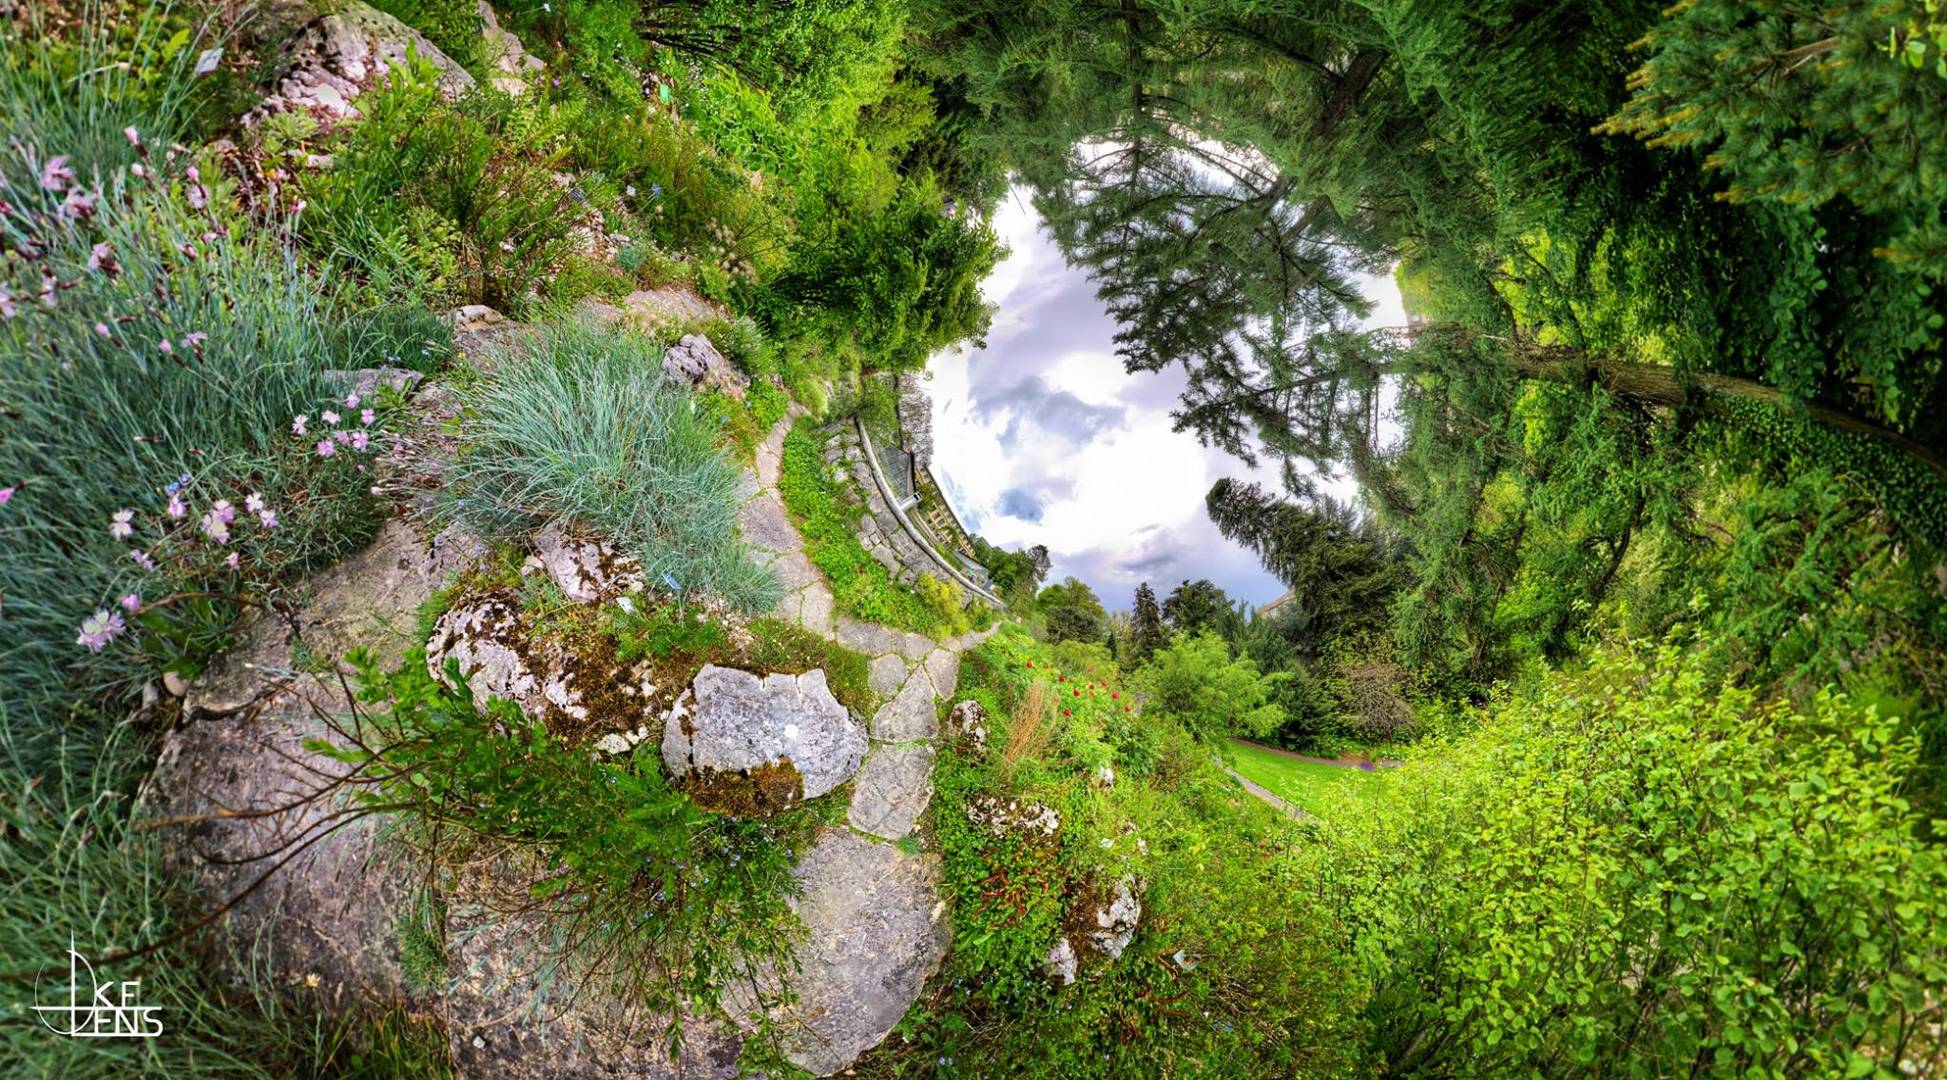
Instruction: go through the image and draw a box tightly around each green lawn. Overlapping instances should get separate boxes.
[1226,740,1394,817]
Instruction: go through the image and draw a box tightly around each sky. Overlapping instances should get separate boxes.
[926,186,1405,613]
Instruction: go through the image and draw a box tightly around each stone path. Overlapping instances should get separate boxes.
[734,409,995,1073]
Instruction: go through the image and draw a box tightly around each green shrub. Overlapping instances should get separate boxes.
[298,62,605,314]
[865,628,1366,1078]
[1329,639,1947,1076]
[441,320,779,611]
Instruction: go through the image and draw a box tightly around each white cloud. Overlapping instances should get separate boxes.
[928,187,1403,611]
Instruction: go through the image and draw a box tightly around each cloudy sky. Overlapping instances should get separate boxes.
[926,187,1405,613]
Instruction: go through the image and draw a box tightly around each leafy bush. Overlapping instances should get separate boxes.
[1329,639,1947,1076]
[298,62,606,313]
[1129,632,1285,743]
[865,627,1366,1078]
[442,320,778,610]
[777,417,958,635]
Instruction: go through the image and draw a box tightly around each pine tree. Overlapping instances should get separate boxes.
[1127,582,1168,667]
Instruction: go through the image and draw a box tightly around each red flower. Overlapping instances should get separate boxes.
[1026,661,1034,668]
[1063,709,1071,716]
[1111,692,1119,700]
[1073,689,1080,697]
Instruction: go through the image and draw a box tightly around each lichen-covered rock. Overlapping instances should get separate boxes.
[444,852,746,1080]
[662,334,749,399]
[662,666,865,816]
[1043,937,1078,987]
[965,794,1061,838]
[425,595,644,733]
[247,1,474,127]
[947,699,988,750]
[727,829,949,1075]
[1082,877,1143,961]
[528,520,646,603]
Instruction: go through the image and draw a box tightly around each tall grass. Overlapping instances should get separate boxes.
[0,12,432,769]
[443,321,780,611]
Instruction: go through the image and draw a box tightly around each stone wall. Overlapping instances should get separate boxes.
[824,425,972,604]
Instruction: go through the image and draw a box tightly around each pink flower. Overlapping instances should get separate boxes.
[60,188,96,220]
[158,338,173,355]
[130,548,156,571]
[131,163,146,178]
[39,155,74,192]
[344,392,361,408]
[292,414,309,436]
[181,331,207,352]
[0,287,15,320]
[124,126,142,147]
[360,408,375,426]
[314,438,336,458]
[225,552,240,571]
[76,609,127,652]
[166,493,187,519]
[109,508,134,539]
[332,428,352,445]
[350,430,370,452]
[199,509,230,544]
[211,499,235,525]
[118,593,141,613]
[94,322,112,338]
[0,486,13,505]
[257,508,278,529]
[321,410,341,425]
[244,492,265,513]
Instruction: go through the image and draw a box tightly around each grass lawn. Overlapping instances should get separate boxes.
[1226,740,1394,817]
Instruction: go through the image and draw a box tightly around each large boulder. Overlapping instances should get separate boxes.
[142,519,478,1008]
[662,666,866,816]
[248,0,475,126]
[729,829,950,1076]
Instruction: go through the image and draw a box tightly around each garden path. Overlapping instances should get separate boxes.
[729,407,997,1074]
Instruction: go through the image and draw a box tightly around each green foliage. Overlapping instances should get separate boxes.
[1034,576,1107,645]
[1130,632,1284,743]
[441,320,779,611]
[1158,578,1243,643]
[1123,581,1168,669]
[0,37,402,762]
[861,627,1365,1078]
[367,0,486,73]
[969,537,1048,612]
[298,64,608,314]
[777,417,963,636]
[1327,640,1947,1077]
[1602,0,1947,284]
[322,649,810,1041]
